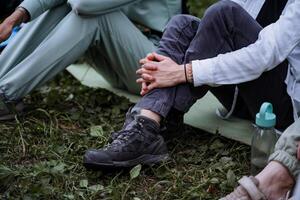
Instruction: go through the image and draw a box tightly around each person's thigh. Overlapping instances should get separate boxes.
[209,85,253,120]
[157,14,201,64]
[135,14,205,116]
[137,1,263,116]
[210,61,293,130]
[173,0,263,113]
[87,11,157,95]
[179,0,293,129]
[84,47,126,90]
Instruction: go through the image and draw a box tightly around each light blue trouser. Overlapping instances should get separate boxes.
[0,3,157,101]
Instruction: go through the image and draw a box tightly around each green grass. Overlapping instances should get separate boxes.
[0,1,250,199]
[0,73,250,199]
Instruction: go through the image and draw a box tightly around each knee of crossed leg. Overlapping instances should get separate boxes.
[68,0,87,15]
[203,0,242,21]
[166,14,200,32]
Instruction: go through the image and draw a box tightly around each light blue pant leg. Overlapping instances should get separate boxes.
[0,10,99,101]
[85,11,157,94]
[0,7,156,101]
[0,4,71,79]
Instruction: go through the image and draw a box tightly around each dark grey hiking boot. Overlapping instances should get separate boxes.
[0,98,25,120]
[111,107,184,142]
[110,106,139,141]
[83,115,169,169]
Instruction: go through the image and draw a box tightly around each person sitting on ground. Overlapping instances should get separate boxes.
[83,0,300,199]
[0,0,183,120]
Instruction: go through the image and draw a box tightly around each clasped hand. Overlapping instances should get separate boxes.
[136,52,185,96]
[0,20,14,43]
[0,8,29,44]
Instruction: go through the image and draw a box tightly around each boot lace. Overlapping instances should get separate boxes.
[106,120,144,149]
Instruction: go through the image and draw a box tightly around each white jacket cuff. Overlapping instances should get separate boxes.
[19,1,42,20]
[192,59,216,87]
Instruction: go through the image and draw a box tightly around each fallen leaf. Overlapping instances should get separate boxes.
[80,179,88,188]
[130,164,142,180]
[90,126,104,137]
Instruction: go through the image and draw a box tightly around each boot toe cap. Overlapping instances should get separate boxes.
[83,149,113,166]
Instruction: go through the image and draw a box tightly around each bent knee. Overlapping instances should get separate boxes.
[204,0,242,18]
[68,0,96,16]
[68,0,84,14]
[166,14,200,31]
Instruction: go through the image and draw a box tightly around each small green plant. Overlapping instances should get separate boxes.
[0,1,249,199]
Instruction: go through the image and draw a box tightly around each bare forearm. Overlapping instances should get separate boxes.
[0,8,29,42]
[4,7,29,27]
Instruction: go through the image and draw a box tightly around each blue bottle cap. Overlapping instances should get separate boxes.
[255,102,276,128]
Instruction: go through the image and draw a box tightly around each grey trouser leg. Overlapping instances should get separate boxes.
[269,119,300,178]
[134,0,298,178]
[135,0,293,130]
[0,4,156,101]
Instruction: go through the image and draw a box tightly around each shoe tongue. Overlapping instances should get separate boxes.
[124,115,160,132]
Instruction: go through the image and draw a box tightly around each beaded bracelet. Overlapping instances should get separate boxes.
[186,63,194,84]
[184,63,188,83]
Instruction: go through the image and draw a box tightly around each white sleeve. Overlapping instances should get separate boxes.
[192,0,300,87]
[20,0,66,20]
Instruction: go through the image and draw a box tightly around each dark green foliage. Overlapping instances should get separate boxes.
[0,73,250,199]
[0,1,250,199]
[187,0,217,17]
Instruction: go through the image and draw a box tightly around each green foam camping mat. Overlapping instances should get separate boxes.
[67,64,253,145]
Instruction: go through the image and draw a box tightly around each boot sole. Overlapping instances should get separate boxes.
[0,112,23,121]
[0,101,25,121]
[83,153,170,170]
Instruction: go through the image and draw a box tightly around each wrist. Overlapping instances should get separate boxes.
[4,16,17,27]
[16,7,30,23]
[5,8,28,26]
[179,64,186,84]
[185,63,194,84]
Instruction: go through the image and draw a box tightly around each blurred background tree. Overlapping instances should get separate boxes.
[187,0,217,17]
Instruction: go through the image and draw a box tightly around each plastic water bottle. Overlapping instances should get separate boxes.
[251,102,280,175]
